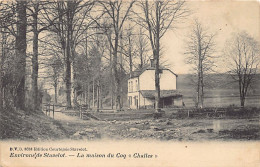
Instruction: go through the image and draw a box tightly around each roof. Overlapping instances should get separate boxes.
[140,90,182,99]
[129,65,178,79]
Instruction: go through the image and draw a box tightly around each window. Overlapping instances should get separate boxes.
[131,81,133,92]
[128,82,130,92]
[136,96,139,106]
[128,96,132,106]
[135,80,138,91]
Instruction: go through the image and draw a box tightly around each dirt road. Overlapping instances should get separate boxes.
[49,110,260,141]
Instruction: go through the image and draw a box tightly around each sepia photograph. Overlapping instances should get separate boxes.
[0,0,259,166]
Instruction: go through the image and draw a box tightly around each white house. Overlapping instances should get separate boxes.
[128,59,183,109]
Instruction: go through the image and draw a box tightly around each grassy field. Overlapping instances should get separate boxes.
[182,95,260,107]
[177,74,260,107]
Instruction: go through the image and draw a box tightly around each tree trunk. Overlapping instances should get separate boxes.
[196,72,200,108]
[197,33,203,108]
[140,51,143,69]
[85,33,89,109]
[114,34,121,110]
[96,80,99,112]
[201,64,204,108]
[139,29,144,69]
[240,96,245,107]
[0,28,4,110]
[109,42,113,109]
[32,5,39,110]
[72,47,77,107]
[65,46,72,108]
[92,77,95,108]
[100,84,102,109]
[154,2,161,113]
[197,60,201,108]
[87,83,90,109]
[84,89,87,105]
[111,92,114,109]
[239,80,245,107]
[65,1,72,108]
[128,35,133,77]
[154,57,160,112]
[15,1,27,110]
[54,83,58,103]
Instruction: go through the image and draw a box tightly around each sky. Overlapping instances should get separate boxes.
[162,0,260,74]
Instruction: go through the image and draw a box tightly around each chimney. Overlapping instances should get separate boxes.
[150,58,155,68]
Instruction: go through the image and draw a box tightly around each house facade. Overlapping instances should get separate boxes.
[128,60,183,109]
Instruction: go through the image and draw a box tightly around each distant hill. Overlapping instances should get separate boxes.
[177,73,260,98]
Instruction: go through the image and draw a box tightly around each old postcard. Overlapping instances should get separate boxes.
[0,0,259,166]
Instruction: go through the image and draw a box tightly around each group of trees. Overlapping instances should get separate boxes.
[185,20,260,108]
[0,1,27,110]
[0,0,259,112]
[0,0,188,112]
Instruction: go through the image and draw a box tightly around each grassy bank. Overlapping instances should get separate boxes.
[0,108,69,140]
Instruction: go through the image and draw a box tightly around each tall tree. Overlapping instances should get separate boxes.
[93,0,135,109]
[135,0,188,112]
[46,0,94,108]
[27,1,55,110]
[15,1,27,110]
[224,32,260,107]
[0,27,4,110]
[184,20,216,108]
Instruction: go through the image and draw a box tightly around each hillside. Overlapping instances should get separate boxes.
[0,109,69,140]
[177,73,260,97]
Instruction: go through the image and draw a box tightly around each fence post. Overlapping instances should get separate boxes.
[53,104,55,119]
[188,110,189,118]
[48,103,50,116]
[79,106,82,119]
[45,104,47,115]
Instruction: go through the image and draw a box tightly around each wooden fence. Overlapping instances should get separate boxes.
[42,103,248,120]
[42,103,117,120]
[177,106,244,118]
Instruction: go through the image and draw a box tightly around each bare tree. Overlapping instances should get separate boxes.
[135,0,188,112]
[46,0,94,108]
[117,25,135,76]
[0,1,29,110]
[119,26,151,73]
[0,27,4,110]
[136,27,150,69]
[15,1,27,110]
[0,11,17,109]
[93,0,135,109]
[184,19,216,108]
[0,1,28,109]
[224,32,260,107]
[0,2,15,109]
[125,26,134,77]
[27,1,56,110]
